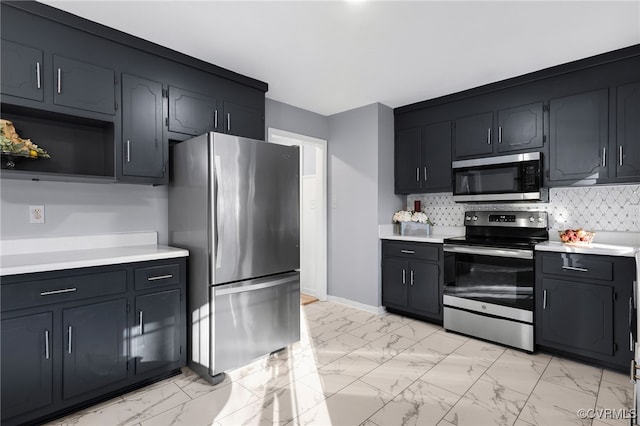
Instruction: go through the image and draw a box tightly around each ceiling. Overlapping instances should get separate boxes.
[39,1,640,116]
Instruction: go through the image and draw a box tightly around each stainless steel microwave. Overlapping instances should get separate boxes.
[452,152,548,202]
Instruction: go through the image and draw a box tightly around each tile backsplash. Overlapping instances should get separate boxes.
[407,185,640,232]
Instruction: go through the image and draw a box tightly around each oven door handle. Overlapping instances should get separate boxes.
[443,244,533,260]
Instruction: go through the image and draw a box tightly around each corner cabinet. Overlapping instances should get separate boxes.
[535,251,635,371]
[381,240,443,323]
[395,121,452,194]
[0,257,187,426]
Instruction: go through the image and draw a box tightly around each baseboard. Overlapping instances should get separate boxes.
[326,295,385,315]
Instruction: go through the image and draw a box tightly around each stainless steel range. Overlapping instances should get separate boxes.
[443,210,548,351]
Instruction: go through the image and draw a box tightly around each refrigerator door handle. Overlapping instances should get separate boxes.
[214,155,223,270]
[214,274,298,296]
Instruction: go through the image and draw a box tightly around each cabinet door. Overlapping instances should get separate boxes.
[395,127,422,194]
[617,83,640,180]
[63,298,128,400]
[382,258,407,308]
[1,312,53,421]
[121,74,164,179]
[497,102,544,152]
[134,289,181,375]
[549,89,609,183]
[223,101,264,140]
[422,121,452,191]
[539,278,613,356]
[1,39,43,102]
[453,111,494,158]
[168,86,219,136]
[407,261,440,317]
[52,55,115,115]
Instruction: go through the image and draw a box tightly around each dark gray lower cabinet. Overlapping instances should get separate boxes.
[0,312,53,420]
[63,299,128,400]
[535,252,635,371]
[0,257,186,426]
[381,241,443,322]
[134,289,181,375]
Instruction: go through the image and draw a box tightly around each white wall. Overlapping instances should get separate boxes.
[0,179,168,243]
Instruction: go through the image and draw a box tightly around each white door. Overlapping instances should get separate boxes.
[268,128,327,301]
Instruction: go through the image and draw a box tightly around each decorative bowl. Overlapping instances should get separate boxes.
[558,229,595,246]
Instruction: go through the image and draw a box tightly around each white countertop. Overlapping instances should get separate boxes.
[0,232,189,276]
[535,231,640,257]
[379,224,465,244]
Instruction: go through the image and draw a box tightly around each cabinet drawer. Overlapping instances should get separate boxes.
[541,254,613,281]
[382,241,439,261]
[1,270,126,311]
[134,263,180,290]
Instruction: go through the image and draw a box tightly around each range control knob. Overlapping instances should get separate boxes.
[529,216,536,223]
[537,217,545,223]
[472,215,478,221]
[465,216,471,221]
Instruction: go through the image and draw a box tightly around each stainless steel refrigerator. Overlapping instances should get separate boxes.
[168,132,300,383]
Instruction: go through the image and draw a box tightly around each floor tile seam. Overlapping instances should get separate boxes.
[538,372,602,400]
[124,383,194,425]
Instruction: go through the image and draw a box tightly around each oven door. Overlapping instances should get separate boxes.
[443,245,534,321]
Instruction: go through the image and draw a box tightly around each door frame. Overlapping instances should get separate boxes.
[267,127,328,301]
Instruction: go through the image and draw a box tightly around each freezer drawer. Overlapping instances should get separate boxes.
[210,271,300,376]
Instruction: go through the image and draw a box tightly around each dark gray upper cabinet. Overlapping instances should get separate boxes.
[395,122,452,194]
[395,127,422,194]
[133,289,182,376]
[52,55,115,115]
[497,102,544,152]
[1,39,43,102]
[616,82,640,180]
[453,111,494,158]
[548,89,609,184]
[0,312,53,420]
[223,100,264,140]
[168,86,218,136]
[121,73,165,181]
[62,298,128,400]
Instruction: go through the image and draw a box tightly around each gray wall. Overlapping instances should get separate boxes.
[0,179,168,243]
[327,103,395,307]
[265,98,329,141]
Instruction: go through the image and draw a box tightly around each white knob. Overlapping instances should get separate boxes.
[465,216,471,221]
[537,217,544,223]
[529,217,535,223]
[472,216,478,221]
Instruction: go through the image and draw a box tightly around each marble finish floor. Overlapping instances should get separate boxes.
[48,301,633,426]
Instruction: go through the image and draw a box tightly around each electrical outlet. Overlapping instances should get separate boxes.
[29,205,45,224]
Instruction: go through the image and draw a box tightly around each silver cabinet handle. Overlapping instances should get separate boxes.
[214,110,218,129]
[68,326,72,354]
[41,287,77,296]
[410,270,414,286]
[400,250,415,254]
[424,167,427,181]
[139,311,144,336]
[487,128,492,145]
[620,146,624,166]
[57,68,62,94]
[36,62,41,89]
[498,126,503,143]
[126,140,131,162]
[602,147,606,167]
[543,290,547,309]
[561,265,588,272]
[45,330,50,360]
[402,269,406,284]
[631,359,640,382]
[416,167,420,182]
[148,274,173,281]
[227,113,231,132]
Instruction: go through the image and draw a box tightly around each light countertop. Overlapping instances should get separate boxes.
[0,232,189,276]
[379,224,465,244]
[535,231,640,258]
